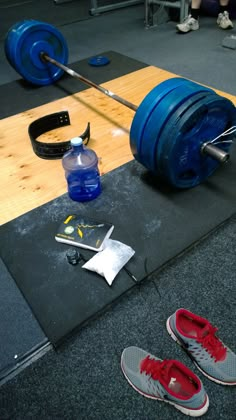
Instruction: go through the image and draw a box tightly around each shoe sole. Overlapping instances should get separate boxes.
[176,25,199,33]
[166,316,236,386]
[217,20,234,29]
[218,25,234,29]
[121,359,209,417]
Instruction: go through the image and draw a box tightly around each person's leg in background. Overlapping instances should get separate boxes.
[177,0,234,33]
[176,0,202,33]
[189,0,202,21]
[217,0,234,29]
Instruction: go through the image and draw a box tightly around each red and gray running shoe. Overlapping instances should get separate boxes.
[121,346,209,417]
[167,308,236,386]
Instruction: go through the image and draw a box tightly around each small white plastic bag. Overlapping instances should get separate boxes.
[82,239,135,286]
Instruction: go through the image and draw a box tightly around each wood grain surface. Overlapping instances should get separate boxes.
[1,66,236,225]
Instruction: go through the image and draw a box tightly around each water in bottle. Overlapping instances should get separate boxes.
[62,137,101,202]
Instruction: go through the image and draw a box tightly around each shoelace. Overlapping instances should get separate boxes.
[140,356,172,381]
[197,324,227,362]
[182,15,193,24]
[220,11,231,23]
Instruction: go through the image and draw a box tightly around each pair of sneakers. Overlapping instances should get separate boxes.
[121,308,236,417]
[177,11,234,33]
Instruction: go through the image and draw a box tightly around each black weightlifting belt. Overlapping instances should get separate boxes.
[28,111,90,159]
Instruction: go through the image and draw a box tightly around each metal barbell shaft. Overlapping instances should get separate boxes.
[41,52,230,163]
[41,53,138,112]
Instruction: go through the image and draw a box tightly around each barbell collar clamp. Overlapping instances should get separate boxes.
[201,142,230,163]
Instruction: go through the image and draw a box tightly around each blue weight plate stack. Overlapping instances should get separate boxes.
[157,93,236,188]
[154,90,216,182]
[130,77,189,160]
[4,20,69,86]
[138,81,213,172]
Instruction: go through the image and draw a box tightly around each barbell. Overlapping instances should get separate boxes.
[4,19,236,189]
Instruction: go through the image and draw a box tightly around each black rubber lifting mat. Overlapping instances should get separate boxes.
[1,151,235,346]
[0,257,47,381]
[0,51,149,373]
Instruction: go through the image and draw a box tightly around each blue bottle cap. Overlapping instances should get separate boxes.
[71,137,83,146]
[88,56,110,66]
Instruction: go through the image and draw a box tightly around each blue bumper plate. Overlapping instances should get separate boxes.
[130,77,193,160]
[5,20,69,85]
[138,81,213,172]
[157,94,236,188]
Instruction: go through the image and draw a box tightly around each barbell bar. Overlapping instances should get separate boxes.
[41,52,138,112]
[41,55,230,168]
[4,19,236,188]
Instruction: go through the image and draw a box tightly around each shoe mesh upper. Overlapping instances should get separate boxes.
[121,346,207,409]
[169,310,236,384]
[177,15,199,32]
[217,11,234,29]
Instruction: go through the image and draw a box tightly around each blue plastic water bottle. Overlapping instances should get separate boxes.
[62,137,101,202]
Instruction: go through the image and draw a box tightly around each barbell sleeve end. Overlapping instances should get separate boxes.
[201,142,230,163]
